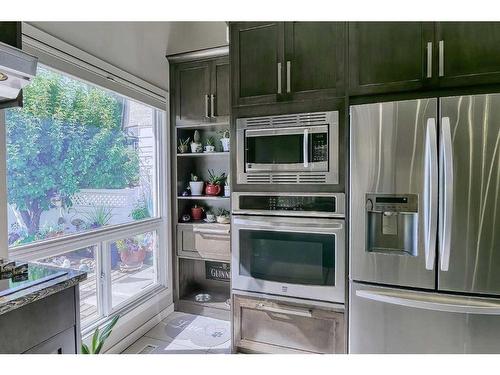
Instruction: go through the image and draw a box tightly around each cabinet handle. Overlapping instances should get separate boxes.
[256,303,313,318]
[204,94,210,118]
[210,94,216,118]
[277,62,282,94]
[286,60,291,93]
[426,42,432,78]
[439,40,444,77]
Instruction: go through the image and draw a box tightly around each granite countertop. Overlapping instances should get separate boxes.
[0,262,87,316]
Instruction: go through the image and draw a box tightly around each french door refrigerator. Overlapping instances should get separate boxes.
[349,94,500,353]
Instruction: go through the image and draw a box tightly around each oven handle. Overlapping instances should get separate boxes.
[192,228,230,235]
[233,217,344,231]
[303,128,309,168]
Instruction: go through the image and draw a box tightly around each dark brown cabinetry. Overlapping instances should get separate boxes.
[348,22,435,95]
[435,22,500,88]
[349,22,500,96]
[174,58,229,126]
[231,22,345,108]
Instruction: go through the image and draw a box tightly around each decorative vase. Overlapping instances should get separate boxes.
[191,206,204,221]
[204,145,215,153]
[205,184,221,196]
[190,143,202,153]
[189,181,204,196]
[220,137,230,152]
[224,185,230,197]
[216,215,230,224]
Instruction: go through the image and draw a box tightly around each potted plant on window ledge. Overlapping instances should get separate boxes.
[115,233,153,272]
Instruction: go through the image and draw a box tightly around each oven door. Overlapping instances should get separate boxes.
[231,215,345,303]
[244,125,329,173]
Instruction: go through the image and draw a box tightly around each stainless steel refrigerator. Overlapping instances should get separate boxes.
[349,94,500,353]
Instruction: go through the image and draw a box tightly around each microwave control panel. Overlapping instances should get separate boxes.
[238,194,336,213]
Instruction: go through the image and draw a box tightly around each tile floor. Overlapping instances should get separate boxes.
[122,312,231,354]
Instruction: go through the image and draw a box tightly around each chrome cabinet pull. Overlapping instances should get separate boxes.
[440,117,453,271]
[439,40,444,77]
[286,60,291,93]
[210,94,215,118]
[277,62,282,94]
[426,42,433,78]
[205,94,210,118]
[423,118,438,270]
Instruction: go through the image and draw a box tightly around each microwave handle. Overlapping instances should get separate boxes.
[303,128,309,168]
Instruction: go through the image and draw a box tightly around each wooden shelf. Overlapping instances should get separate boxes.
[177,152,229,157]
[177,195,230,200]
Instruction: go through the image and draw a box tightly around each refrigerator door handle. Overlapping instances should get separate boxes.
[424,118,438,270]
[440,117,454,271]
[356,289,500,315]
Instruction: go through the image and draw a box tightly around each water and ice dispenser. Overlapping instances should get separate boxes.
[365,194,418,256]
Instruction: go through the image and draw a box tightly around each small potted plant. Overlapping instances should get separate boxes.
[178,137,190,154]
[219,129,230,152]
[215,208,230,224]
[205,169,226,196]
[191,205,204,221]
[204,137,216,153]
[189,173,204,196]
[190,130,203,153]
[115,233,153,271]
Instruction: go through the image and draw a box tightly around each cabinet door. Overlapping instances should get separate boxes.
[210,58,230,123]
[231,22,284,106]
[435,22,500,87]
[175,61,211,125]
[24,327,77,354]
[284,22,345,100]
[348,22,435,95]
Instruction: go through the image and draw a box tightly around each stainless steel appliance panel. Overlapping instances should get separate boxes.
[349,281,500,353]
[232,215,345,303]
[350,99,437,289]
[438,94,500,295]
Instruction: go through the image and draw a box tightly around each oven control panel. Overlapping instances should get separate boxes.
[234,193,345,217]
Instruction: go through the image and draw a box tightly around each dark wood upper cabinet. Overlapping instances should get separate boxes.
[0,22,21,48]
[173,56,229,126]
[231,22,344,108]
[211,58,230,123]
[231,22,284,107]
[175,61,211,125]
[284,22,345,101]
[348,22,435,95]
[435,22,500,87]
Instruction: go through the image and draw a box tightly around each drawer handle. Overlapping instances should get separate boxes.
[256,303,312,318]
[193,228,230,235]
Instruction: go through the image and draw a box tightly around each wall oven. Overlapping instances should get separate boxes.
[236,111,339,185]
[231,192,345,303]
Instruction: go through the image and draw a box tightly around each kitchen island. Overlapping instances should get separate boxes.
[0,262,86,354]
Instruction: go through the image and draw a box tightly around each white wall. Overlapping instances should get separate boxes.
[28,22,228,91]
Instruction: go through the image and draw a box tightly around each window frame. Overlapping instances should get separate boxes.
[5,37,171,334]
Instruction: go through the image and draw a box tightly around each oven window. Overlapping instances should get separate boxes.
[246,134,304,164]
[239,230,335,286]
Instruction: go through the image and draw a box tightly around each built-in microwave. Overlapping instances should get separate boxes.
[236,111,339,185]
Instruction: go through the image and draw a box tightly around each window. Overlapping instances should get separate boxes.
[5,64,167,330]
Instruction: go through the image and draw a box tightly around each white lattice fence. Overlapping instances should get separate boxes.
[71,188,139,208]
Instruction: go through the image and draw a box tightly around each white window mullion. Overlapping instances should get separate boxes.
[101,240,113,317]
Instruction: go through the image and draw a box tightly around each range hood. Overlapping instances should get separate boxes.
[0,41,37,102]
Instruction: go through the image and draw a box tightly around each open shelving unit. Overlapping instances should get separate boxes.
[168,50,231,321]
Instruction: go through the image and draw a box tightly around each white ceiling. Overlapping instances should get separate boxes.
[28,22,228,91]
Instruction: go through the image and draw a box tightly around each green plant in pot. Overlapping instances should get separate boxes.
[219,129,230,152]
[215,208,230,224]
[82,315,120,354]
[82,205,113,229]
[190,130,202,153]
[189,173,204,196]
[205,169,226,196]
[204,137,216,153]
[178,137,190,154]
